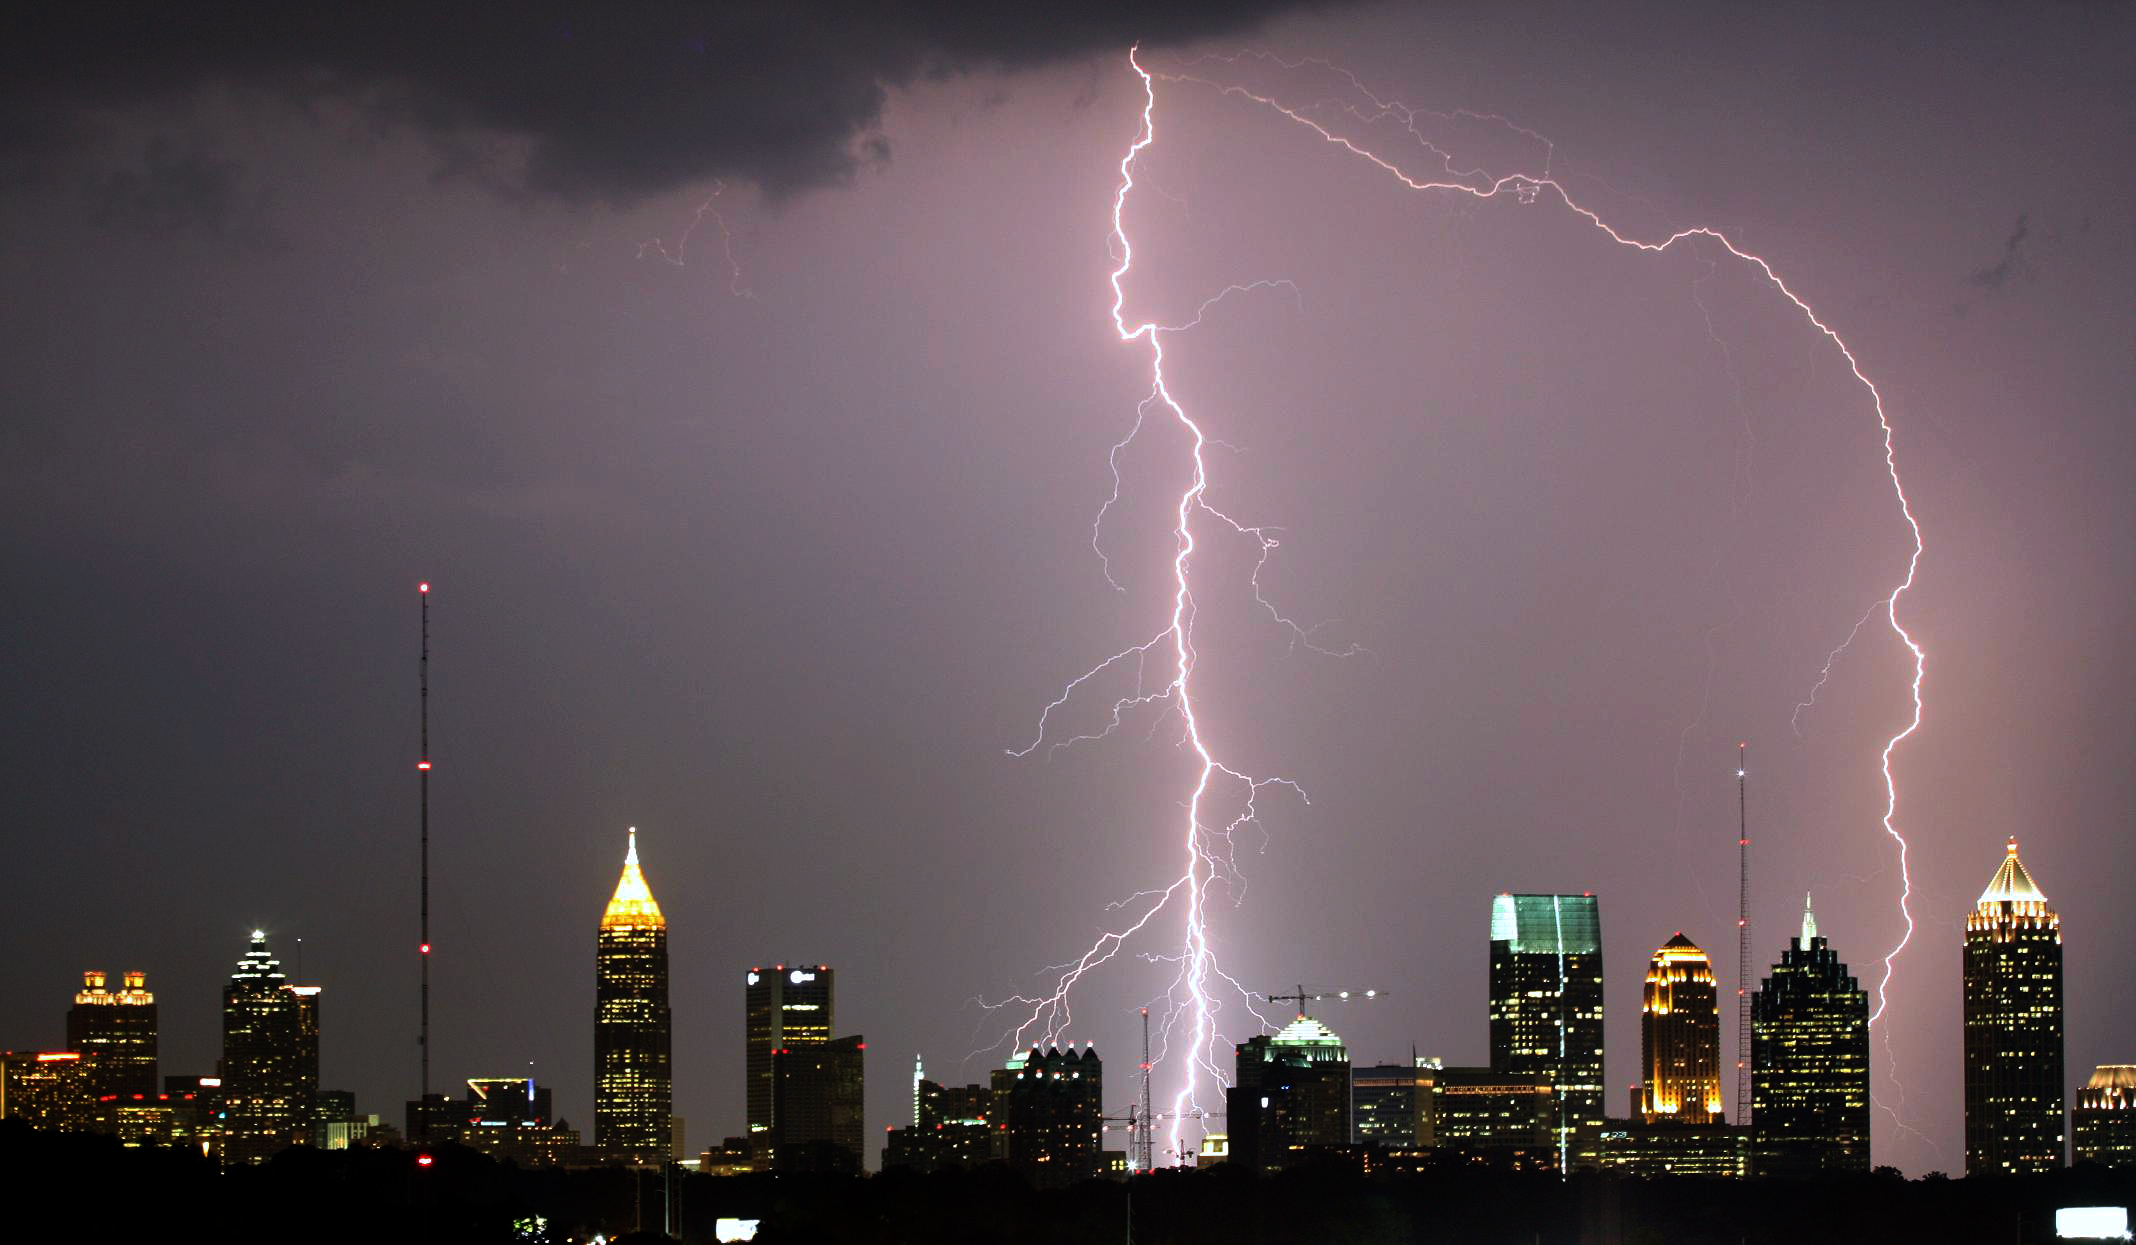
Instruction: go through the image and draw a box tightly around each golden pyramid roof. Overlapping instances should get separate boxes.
[602,827,665,929]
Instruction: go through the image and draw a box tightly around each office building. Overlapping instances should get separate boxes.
[221,931,319,1164]
[883,1073,997,1173]
[2072,1065,2136,1169]
[1489,893,1604,1167]
[746,961,834,1150]
[1642,933,1723,1124]
[1353,1059,1437,1148]
[0,1051,100,1133]
[1750,895,1870,1174]
[1430,1066,1557,1170]
[1229,1015,1352,1172]
[1963,837,2064,1174]
[67,971,157,1101]
[1598,1115,1751,1177]
[595,828,672,1161]
[998,1045,1103,1188]
[769,1035,865,1172]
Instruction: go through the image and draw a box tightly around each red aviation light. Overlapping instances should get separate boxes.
[418,582,431,594]
[416,1154,434,1168]
[420,943,431,955]
[417,761,432,771]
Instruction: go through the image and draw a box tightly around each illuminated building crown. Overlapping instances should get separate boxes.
[602,827,665,930]
[1977,837,2047,907]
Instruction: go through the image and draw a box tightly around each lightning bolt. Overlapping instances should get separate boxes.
[1005,47,1927,1161]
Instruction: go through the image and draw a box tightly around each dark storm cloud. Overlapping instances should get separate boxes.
[1,1,1345,201]
[1967,212,2031,291]
[86,137,278,245]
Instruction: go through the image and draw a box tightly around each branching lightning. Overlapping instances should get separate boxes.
[998,47,1927,1162]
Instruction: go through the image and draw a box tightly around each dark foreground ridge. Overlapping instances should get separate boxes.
[11,1121,2136,1245]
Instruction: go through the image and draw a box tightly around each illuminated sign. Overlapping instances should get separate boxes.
[746,972,759,985]
[789,969,815,984]
[714,1220,760,1243]
[2058,1208,2132,1241]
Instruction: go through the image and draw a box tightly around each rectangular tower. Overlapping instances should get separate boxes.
[768,1035,865,1172]
[745,964,834,1150]
[67,971,158,1101]
[1963,838,2064,1173]
[1489,893,1604,1167]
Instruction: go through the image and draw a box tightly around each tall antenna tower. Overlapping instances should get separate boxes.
[1734,741,1751,1126]
[1137,1007,1153,1173]
[417,581,433,1134]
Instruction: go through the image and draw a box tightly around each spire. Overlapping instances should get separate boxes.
[1801,893,1818,945]
[1978,836,2046,907]
[601,826,665,929]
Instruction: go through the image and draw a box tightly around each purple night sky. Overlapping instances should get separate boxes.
[2,3,2130,1176]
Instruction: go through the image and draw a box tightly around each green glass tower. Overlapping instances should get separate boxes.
[1490,893,1604,1168]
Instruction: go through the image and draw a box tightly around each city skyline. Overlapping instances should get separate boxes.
[1,4,2130,1178]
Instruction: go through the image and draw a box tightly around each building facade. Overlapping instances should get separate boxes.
[1353,1059,1437,1149]
[1963,838,2064,1174]
[2072,1065,2136,1169]
[0,1051,100,1133]
[595,828,672,1161]
[1642,933,1723,1125]
[221,931,318,1164]
[883,1075,997,1173]
[745,962,834,1152]
[67,971,157,1101]
[1430,1066,1558,1170]
[1228,1015,1352,1172]
[1489,893,1604,1167]
[1750,896,1870,1174]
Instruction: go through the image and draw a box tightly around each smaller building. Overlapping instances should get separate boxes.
[1228,1016,1352,1173]
[1353,1058,1438,1148]
[2073,1065,2136,1169]
[1598,1115,1751,1177]
[1430,1066,1557,1170]
[405,1078,584,1165]
[1,1051,100,1134]
[882,1076,997,1173]
[770,1036,865,1173]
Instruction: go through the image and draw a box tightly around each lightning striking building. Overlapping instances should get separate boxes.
[595,828,672,1161]
[1750,895,1870,1174]
[67,971,157,1102]
[221,932,319,1164]
[1489,893,1604,1167]
[745,962,834,1153]
[1963,837,2064,1174]
[1642,934,1723,1124]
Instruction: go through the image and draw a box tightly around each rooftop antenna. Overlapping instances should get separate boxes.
[1735,741,1751,1126]
[418,580,433,1134]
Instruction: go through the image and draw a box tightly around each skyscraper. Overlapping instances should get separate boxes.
[1352,1059,1436,1149]
[1489,893,1604,1167]
[595,828,672,1160]
[745,962,834,1150]
[2072,1065,2136,1169]
[1641,933,1722,1124]
[67,970,157,1101]
[999,1045,1103,1187]
[1750,895,1870,1174]
[221,931,317,1163]
[1228,1015,1352,1172]
[1963,837,2064,1174]
[769,1034,866,1172]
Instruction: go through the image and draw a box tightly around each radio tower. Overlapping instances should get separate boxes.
[1137,1006,1154,1173]
[417,581,433,1135]
[1734,741,1751,1126]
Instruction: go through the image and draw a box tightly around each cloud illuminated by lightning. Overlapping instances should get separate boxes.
[1000,48,1927,1163]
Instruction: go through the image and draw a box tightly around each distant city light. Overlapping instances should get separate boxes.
[2057,1208,2131,1241]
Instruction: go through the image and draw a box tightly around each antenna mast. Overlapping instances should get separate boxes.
[418,580,433,1133]
[1734,741,1750,1126]
[1138,1007,1153,1173]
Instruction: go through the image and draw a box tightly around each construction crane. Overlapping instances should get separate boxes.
[1260,985,1384,1019]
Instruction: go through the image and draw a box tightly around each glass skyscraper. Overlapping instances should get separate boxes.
[1750,895,1870,1174]
[1489,892,1603,1167]
[1963,837,2063,1174]
[221,931,317,1164]
[595,828,672,1160]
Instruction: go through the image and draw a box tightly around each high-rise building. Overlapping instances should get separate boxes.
[882,1074,997,1173]
[1489,893,1604,1167]
[0,1051,100,1133]
[1228,1015,1352,1172]
[1353,1059,1437,1149]
[2072,1065,2136,1169]
[595,828,672,1161]
[67,971,157,1102]
[745,962,834,1150]
[1750,895,1870,1174]
[221,931,318,1163]
[1642,933,1723,1124]
[1964,837,2064,1174]
[769,1035,866,1172]
[997,1045,1103,1187]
